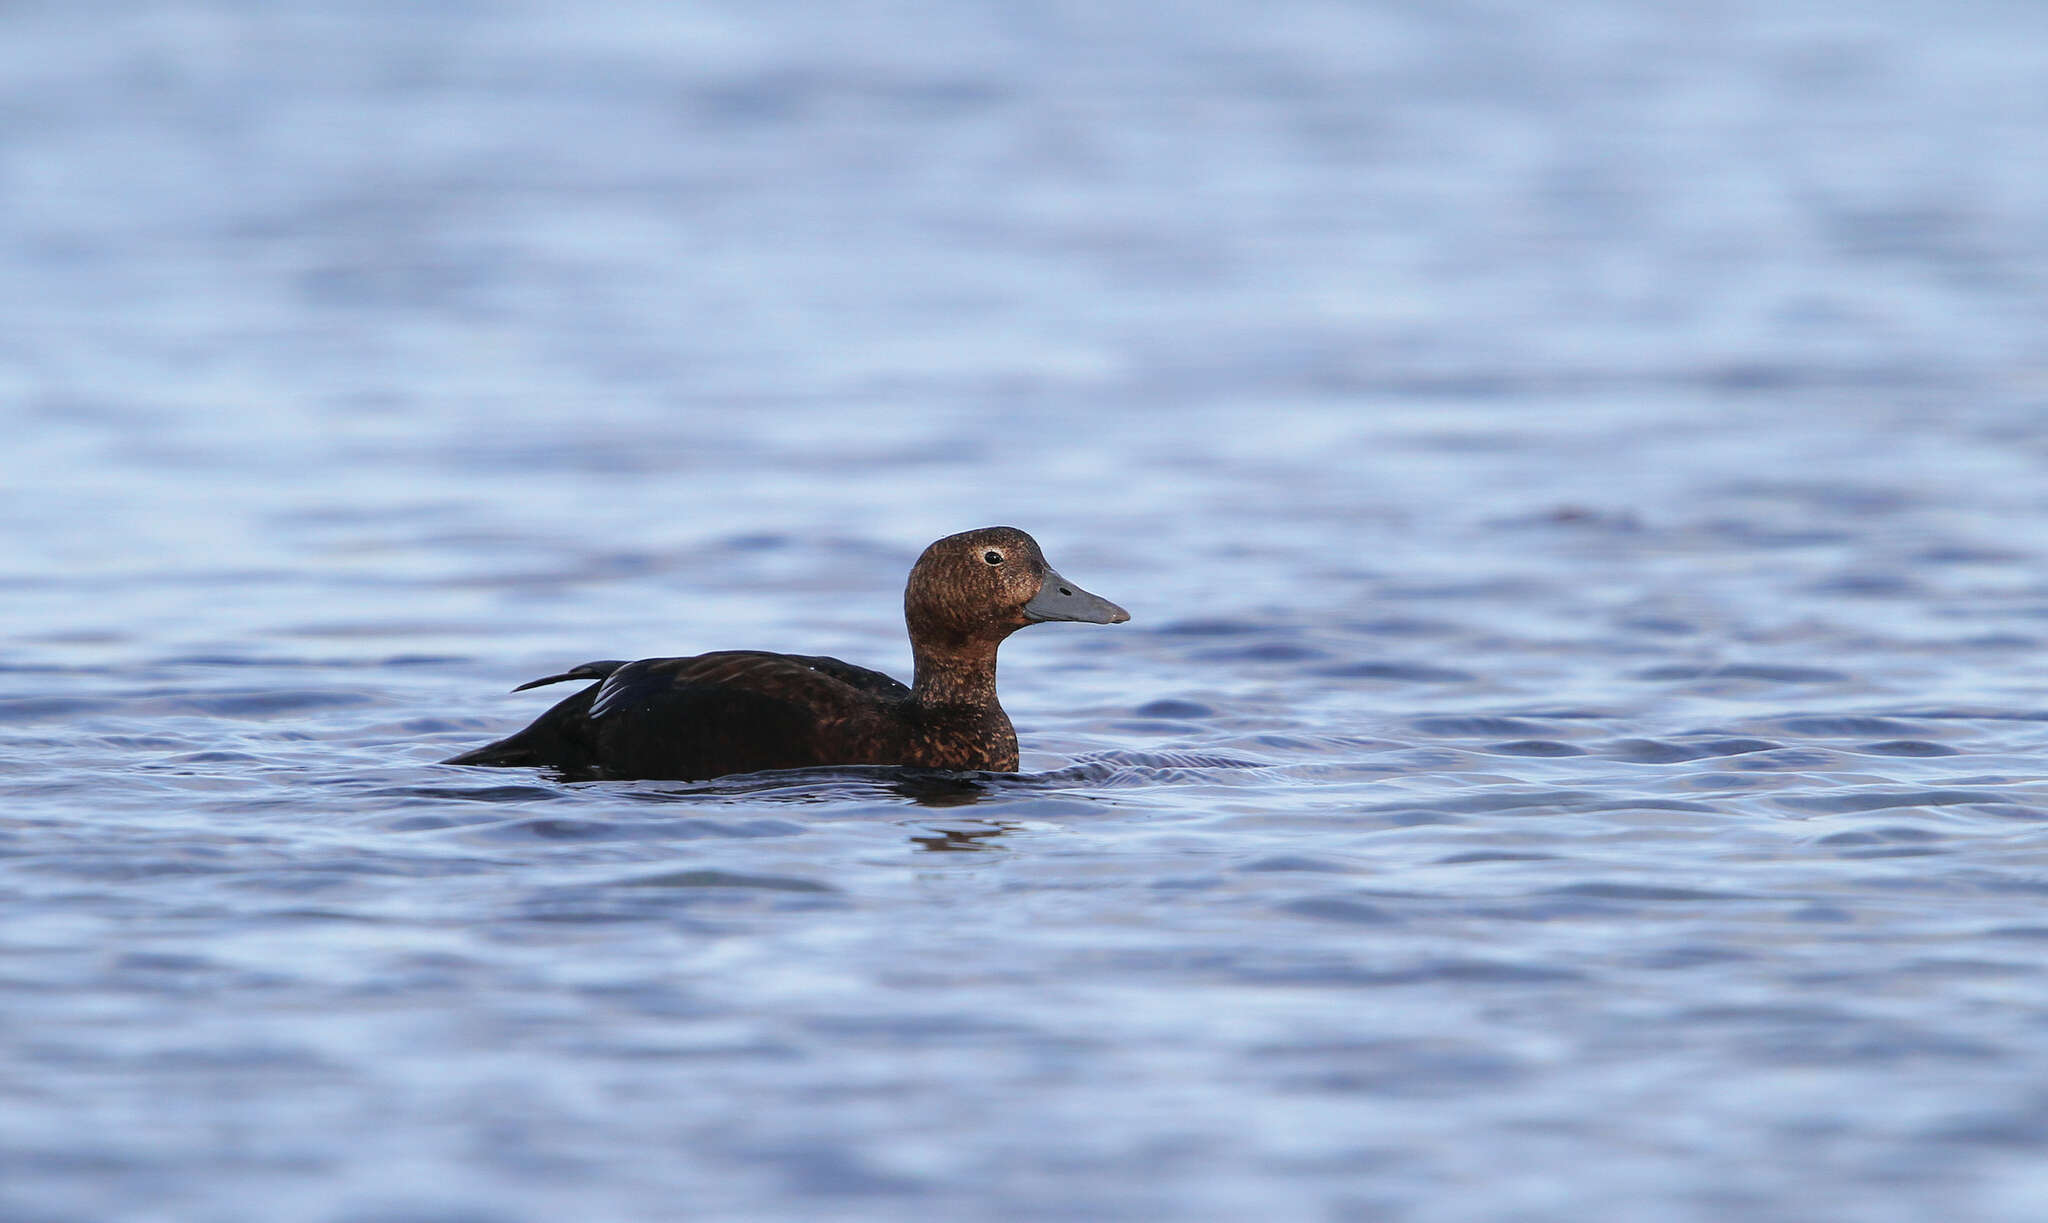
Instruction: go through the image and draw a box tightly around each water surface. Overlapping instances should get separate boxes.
[6,3,2048,1221]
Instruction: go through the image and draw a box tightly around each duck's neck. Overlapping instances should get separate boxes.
[910,638,1003,710]
[906,637,1018,771]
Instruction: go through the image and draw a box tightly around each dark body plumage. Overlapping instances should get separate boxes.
[443,527,1129,781]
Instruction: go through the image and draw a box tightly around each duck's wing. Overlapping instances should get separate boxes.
[588,650,907,720]
[447,650,909,779]
[573,651,908,779]
[775,654,914,700]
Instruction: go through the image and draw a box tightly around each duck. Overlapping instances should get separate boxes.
[442,526,1129,780]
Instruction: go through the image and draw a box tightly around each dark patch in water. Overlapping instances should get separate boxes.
[1436,851,1560,864]
[1618,737,1782,760]
[1728,747,1840,770]
[1279,896,1398,925]
[368,784,566,804]
[1243,855,1351,873]
[1639,945,1755,969]
[1956,633,2038,648]
[1832,825,1937,844]
[1154,618,1263,636]
[1780,789,2004,814]
[1697,520,1853,547]
[1812,572,1921,597]
[485,817,630,840]
[1617,616,1698,635]
[1486,739,1587,757]
[1589,799,1720,814]
[397,717,505,735]
[1132,698,1215,719]
[1364,788,1600,817]
[1409,716,1553,737]
[1720,479,1918,515]
[1835,846,1947,859]
[1346,616,1458,637]
[1316,661,1476,682]
[1856,740,1959,757]
[379,814,494,832]
[1384,809,1465,826]
[1494,504,1643,532]
[1699,738,1783,756]
[1605,738,1708,763]
[1766,716,1931,736]
[1235,958,1584,987]
[1191,641,1330,662]
[720,532,791,551]
[0,697,111,722]
[1636,664,1850,684]
[1914,544,2027,565]
[617,869,835,892]
[1547,882,1752,902]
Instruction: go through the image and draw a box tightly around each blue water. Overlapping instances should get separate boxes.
[7,3,2048,1220]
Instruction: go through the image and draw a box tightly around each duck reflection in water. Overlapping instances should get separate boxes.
[909,821,1018,852]
[891,769,999,807]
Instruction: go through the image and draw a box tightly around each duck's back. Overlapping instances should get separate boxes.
[444,651,910,780]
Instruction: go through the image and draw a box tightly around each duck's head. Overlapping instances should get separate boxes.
[904,526,1129,648]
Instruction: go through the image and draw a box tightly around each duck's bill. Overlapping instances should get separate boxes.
[1023,568,1131,624]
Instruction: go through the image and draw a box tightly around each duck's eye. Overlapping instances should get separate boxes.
[983,550,1004,565]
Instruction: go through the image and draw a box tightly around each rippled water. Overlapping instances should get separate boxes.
[8,3,2048,1221]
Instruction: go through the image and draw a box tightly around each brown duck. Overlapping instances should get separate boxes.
[443,527,1129,780]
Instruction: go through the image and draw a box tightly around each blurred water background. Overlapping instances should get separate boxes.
[6,2,2048,1220]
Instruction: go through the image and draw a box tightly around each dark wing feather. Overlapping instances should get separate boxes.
[588,651,904,719]
[778,654,911,699]
[512,660,628,692]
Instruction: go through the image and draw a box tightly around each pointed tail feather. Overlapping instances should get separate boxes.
[442,741,543,766]
[511,660,628,692]
[443,661,624,767]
